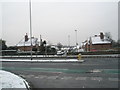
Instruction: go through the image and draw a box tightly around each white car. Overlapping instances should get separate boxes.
[57,51,65,55]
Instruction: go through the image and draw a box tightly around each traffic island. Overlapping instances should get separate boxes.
[0,70,30,89]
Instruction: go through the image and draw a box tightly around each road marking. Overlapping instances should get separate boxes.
[90,69,102,73]
[103,69,119,74]
[2,67,120,74]
[91,77,103,81]
[18,74,119,83]
[61,76,72,80]
[75,77,87,80]
[37,75,47,79]
[47,76,58,79]
[19,74,26,78]
[34,76,39,79]
[108,78,119,82]
[25,75,34,78]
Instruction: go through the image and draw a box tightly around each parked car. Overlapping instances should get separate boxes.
[57,50,65,55]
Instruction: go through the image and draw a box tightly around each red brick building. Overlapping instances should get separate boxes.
[16,34,39,51]
[82,32,112,51]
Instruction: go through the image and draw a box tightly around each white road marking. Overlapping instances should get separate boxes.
[47,76,58,79]
[108,78,119,82]
[27,75,34,78]
[19,74,26,78]
[62,76,72,80]
[37,75,47,79]
[90,69,102,73]
[75,77,87,80]
[91,77,103,81]
[34,77,39,79]
[18,74,119,83]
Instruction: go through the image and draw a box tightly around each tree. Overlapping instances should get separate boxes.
[117,39,120,47]
[118,39,120,44]
[57,42,63,50]
[105,32,112,41]
[0,39,7,50]
[7,46,17,50]
[39,40,47,53]
[51,47,57,54]
[111,40,117,47]
[43,40,46,46]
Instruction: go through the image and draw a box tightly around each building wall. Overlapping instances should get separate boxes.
[90,44,112,51]
[17,46,37,51]
[84,44,112,51]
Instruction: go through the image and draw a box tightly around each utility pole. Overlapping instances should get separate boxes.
[29,0,33,60]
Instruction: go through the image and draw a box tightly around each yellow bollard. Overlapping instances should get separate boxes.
[77,53,81,60]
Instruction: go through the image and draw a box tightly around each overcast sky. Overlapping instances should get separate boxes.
[0,0,119,46]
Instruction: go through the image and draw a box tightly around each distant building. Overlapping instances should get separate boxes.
[16,34,39,51]
[82,32,112,51]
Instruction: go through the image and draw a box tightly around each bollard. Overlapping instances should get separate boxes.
[77,53,81,60]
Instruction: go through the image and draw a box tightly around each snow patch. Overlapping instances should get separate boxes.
[0,70,30,89]
[1,59,84,63]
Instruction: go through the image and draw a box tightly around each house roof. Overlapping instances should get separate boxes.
[82,35,111,45]
[91,36,111,45]
[17,37,38,47]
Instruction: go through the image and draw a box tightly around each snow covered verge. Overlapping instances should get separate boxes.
[0,70,30,89]
[1,59,84,63]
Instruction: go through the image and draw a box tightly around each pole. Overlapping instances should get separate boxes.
[75,30,77,46]
[68,35,70,47]
[40,35,42,46]
[75,30,79,53]
[29,0,33,60]
[45,44,47,56]
[87,39,88,52]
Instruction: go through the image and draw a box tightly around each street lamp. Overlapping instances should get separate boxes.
[29,0,33,60]
[75,30,78,46]
[68,35,70,47]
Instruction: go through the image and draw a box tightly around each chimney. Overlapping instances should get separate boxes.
[95,35,97,37]
[100,32,104,40]
[25,33,28,42]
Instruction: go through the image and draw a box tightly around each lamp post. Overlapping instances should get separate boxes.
[75,30,79,53]
[68,35,70,47]
[29,0,33,60]
[75,30,78,46]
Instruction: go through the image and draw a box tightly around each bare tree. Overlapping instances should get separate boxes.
[0,39,7,50]
[57,42,63,50]
[105,32,112,41]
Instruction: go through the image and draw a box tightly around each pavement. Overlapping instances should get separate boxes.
[0,70,30,89]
